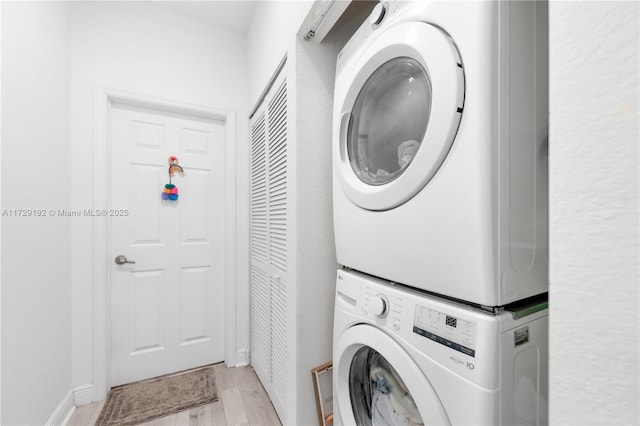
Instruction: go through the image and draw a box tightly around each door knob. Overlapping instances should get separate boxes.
[114,255,135,265]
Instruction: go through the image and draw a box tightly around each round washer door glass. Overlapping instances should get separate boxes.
[348,57,432,186]
[350,346,424,425]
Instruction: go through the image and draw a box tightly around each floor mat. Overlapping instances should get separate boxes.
[95,364,218,426]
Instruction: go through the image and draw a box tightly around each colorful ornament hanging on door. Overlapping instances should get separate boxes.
[162,156,184,201]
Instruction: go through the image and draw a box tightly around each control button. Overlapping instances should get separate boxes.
[370,3,387,27]
[393,321,400,331]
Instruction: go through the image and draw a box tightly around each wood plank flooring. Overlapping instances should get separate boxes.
[67,365,281,426]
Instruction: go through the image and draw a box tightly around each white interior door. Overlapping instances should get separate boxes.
[109,103,225,387]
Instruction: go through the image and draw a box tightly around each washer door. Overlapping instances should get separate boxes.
[336,22,464,211]
[335,325,451,425]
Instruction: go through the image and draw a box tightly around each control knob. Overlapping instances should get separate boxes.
[370,3,387,27]
[371,294,389,318]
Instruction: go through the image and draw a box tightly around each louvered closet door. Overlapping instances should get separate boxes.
[267,79,288,414]
[250,111,271,391]
[250,72,288,420]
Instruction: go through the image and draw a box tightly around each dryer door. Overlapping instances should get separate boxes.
[336,22,464,211]
[335,325,451,425]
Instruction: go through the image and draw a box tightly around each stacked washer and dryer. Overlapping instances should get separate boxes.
[332,1,549,425]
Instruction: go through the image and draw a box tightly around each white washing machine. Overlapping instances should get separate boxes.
[332,0,548,307]
[333,269,548,425]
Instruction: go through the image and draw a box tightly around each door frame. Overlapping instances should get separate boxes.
[91,87,236,399]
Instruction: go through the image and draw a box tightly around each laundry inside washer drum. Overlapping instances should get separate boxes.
[349,346,424,426]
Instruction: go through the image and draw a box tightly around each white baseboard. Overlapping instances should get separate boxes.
[46,389,75,426]
[235,349,248,367]
[73,384,94,406]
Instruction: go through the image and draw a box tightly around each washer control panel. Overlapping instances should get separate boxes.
[336,269,548,390]
[413,306,477,357]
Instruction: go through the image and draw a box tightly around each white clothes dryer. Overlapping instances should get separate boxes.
[333,0,549,307]
[333,269,548,426]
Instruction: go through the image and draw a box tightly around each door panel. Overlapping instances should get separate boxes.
[130,164,166,245]
[129,269,165,355]
[110,104,225,386]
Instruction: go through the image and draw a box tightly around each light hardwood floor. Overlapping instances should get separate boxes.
[68,365,281,426]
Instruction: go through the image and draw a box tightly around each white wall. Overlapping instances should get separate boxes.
[1,2,73,424]
[294,37,341,425]
[69,1,249,396]
[549,2,639,424]
[292,4,377,423]
[246,0,313,107]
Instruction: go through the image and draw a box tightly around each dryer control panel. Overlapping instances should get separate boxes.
[336,0,414,69]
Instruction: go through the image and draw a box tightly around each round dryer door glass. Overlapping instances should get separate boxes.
[348,57,432,186]
[349,346,424,425]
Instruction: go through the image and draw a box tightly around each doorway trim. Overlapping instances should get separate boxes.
[91,88,236,400]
